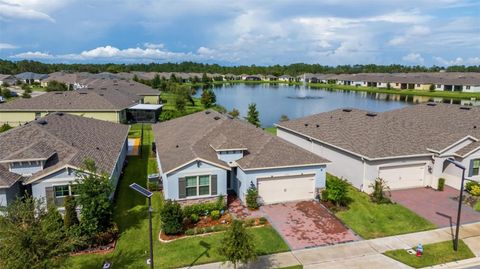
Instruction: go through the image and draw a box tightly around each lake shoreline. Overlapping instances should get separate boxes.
[190,80,480,100]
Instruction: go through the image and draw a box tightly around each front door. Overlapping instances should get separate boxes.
[227,170,231,189]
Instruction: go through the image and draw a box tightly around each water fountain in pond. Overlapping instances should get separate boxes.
[287,74,323,99]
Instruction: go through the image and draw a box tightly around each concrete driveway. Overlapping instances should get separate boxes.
[262,201,358,250]
[390,186,480,228]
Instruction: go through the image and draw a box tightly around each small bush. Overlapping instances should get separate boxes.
[369,177,391,204]
[147,181,159,191]
[195,227,205,234]
[244,218,255,227]
[466,181,480,193]
[211,210,220,220]
[93,223,119,246]
[212,225,226,232]
[160,200,184,235]
[325,174,351,206]
[246,184,259,209]
[259,217,267,225]
[320,189,329,202]
[183,200,224,217]
[185,229,195,236]
[471,185,480,196]
[190,213,199,223]
[475,201,480,212]
[438,178,445,191]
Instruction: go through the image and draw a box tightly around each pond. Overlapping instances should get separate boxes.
[195,83,479,127]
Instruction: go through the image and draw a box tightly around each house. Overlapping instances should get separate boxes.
[0,113,129,209]
[0,74,16,86]
[15,72,48,84]
[276,103,480,192]
[264,75,278,81]
[152,110,329,205]
[243,75,262,81]
[0,85,162,125]
[278,75,294,82]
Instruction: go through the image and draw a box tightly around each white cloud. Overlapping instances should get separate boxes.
[0,43,17,50]
[143,43,164,49]
[389,25,431,45]
[0,1,55,22]
[11,51,53,59]
[402,53,424,64]
[433,56,480,66]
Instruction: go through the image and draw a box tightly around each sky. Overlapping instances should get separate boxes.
[0,0,479,66]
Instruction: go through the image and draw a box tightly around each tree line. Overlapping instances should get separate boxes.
[1,59,479,76]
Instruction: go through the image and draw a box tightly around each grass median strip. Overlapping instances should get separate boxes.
[384,240,475,268]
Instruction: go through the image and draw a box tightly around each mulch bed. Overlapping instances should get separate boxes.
[70,241,117,256]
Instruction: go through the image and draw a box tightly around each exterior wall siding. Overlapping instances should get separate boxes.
[31,168,76,206]
[143,95,160,104]
[216,151,244,163]
[10,162,44,176]
[162,160,227,201]
[0,182,22,207]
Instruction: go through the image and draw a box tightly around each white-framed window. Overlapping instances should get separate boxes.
[473,160,480,176]
[54,184,78,198]
[185,175,211,197]
[437,84,441,88]
[466,86,471,90]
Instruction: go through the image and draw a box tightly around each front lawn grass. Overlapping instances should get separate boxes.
[264,126,277,135]
[64,124,288,269]
[335,185,436,239]
[384,240,475,268]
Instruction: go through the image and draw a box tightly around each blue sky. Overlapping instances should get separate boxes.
[0,0,479,66]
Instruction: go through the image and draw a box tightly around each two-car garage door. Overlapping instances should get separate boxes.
[257,174,315,204]
[378,163,425,190]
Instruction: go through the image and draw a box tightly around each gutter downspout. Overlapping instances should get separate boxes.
[362,157,366,192]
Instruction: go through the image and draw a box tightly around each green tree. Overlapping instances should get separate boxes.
[132,74,139,82]
[219,220,257,269]
[22,92,31,98]
[0,123,12,133]
[169,73,178,83]
[246,184,259,209]
[151,74,161,89]
[245,103,260,127]
[228,108,240,118]
[175,94,186,112]
[202,73,210,83]
[159,200,184,235]
[63,196,79,228]
[46,80,68,92]
[201,88,216,108]
[74,160,114,239]
[2,88,12,98]
[0,196,74,269]
[369,178,391,204]
[429,84,436,92]
[279,114,289,122]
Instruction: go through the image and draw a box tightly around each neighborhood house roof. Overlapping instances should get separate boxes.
[152,110,329,174]
[15,72,48,81]
[277,103,480,159]
[0,88,140,111]
[0,113,129,186]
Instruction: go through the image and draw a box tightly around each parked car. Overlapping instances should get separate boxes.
[9,92,18,97]
[0,96,4,103]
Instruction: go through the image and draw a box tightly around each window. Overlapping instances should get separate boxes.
[466,86,471,90]
[185,175,211,197]
[199,176,210,195]
[186,176,197,197]
[54,185,70,198]
[437,84,441,88]
[35,112,41,120]
[473,160,480,176]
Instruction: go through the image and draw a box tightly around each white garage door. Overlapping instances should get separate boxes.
[378,163,425,190]
[257,174,315,204]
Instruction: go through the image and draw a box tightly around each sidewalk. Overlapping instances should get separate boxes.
[183,222,480,269]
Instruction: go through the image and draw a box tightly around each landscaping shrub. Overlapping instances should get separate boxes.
[325,174,350,206]
[471,185,480,196]
[63,196,79,228]
[93,223,119,246]
[147,181,159,191]
[259,217,267,225]
[211,210,220,220]
[246,184,259,209]
[475,201,480,212]
[185,229,195,236]
[160,200,184,235]
[438,178,445,191]
[466,181,480,193]
[215,194,226,210]
[244,218,255,227]
[369,177,391,204]
[183,200,224,217]
[190,213,199,223]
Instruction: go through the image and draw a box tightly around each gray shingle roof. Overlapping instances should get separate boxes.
[152,110,329,174]
[277,103,480,159]
[0,87,140,111]
[0,113,129,185]
[0,166,23,188]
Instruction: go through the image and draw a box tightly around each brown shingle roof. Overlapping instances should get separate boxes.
[0,88,140,111]
[152,110,329,173]
[0,113,129,184]
[278,103,480,159]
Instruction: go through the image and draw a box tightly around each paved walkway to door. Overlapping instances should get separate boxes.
[261,201,358,250]
[390,186,480,227]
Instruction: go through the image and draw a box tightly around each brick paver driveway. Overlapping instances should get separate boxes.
[261,201,358,250]
[390,186,480,228]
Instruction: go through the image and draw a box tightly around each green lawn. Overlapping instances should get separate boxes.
[160,92,205,114]
[384,240,475,268]
[335,178,435,239]
[64,124,288,269]
[277,265,303,269]
[264,127,277,135]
